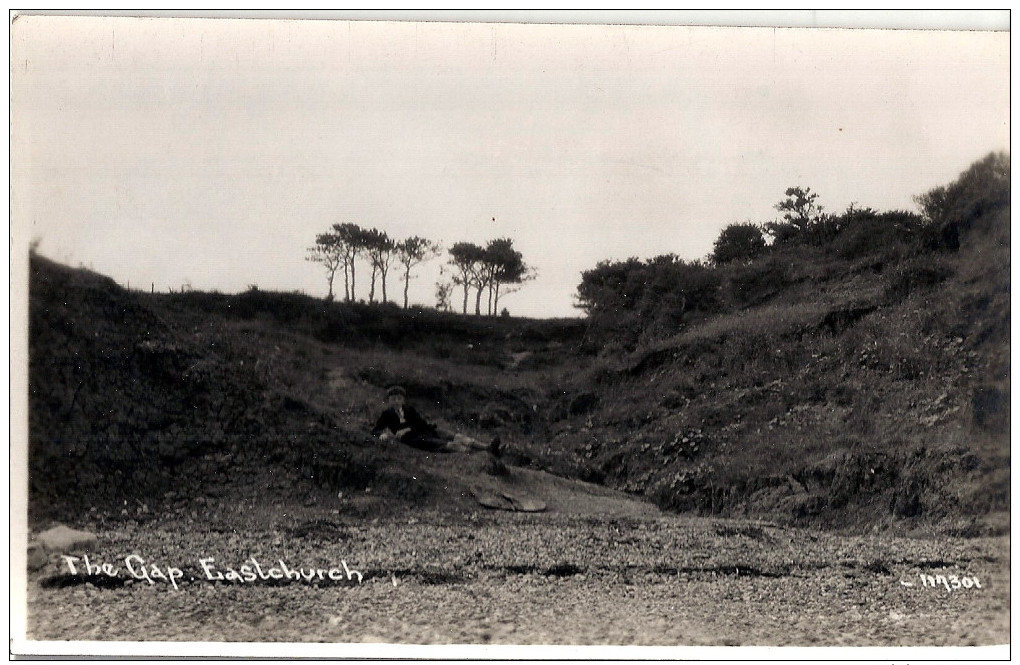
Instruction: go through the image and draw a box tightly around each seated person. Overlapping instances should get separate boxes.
[372,385,493,453]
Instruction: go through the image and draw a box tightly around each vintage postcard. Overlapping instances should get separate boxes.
[10,10,1010,659]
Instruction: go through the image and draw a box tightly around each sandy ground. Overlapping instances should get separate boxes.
[20,471,1010,650]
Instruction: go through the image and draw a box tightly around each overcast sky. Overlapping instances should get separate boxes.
[11,13,1009,318]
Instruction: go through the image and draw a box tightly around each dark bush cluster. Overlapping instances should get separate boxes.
[762,204,928,257]
[575,255,722,346]
[574,152,1008,349]
[914,151,1010,234]
[826,209,927,259]
[711,222,766,264]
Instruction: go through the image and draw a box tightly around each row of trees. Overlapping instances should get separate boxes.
[306,223,441,308]
[441,238,534,316]
[307,224,534,315]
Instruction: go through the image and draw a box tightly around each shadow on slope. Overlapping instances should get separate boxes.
[26,254,638,527]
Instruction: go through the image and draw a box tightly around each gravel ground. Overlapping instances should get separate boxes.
[23,492,1009,649]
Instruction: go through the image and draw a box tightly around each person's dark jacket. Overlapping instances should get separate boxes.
[372,405,445,451]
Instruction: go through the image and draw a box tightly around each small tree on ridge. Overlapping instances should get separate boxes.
[396,236,442,309]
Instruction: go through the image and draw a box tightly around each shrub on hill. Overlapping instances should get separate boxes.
[827,209,928,260]
[712,222,767,264]
[576,255,723,349]
[914,151,1010,233]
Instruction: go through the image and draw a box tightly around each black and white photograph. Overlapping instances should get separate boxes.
[10,10,1010,658]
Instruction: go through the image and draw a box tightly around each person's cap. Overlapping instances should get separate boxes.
[386,385,406,397]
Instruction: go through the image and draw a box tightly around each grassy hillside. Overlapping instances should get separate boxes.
[26,254,586,524]
[527,203,1009,535]
[27,179,1008,535]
